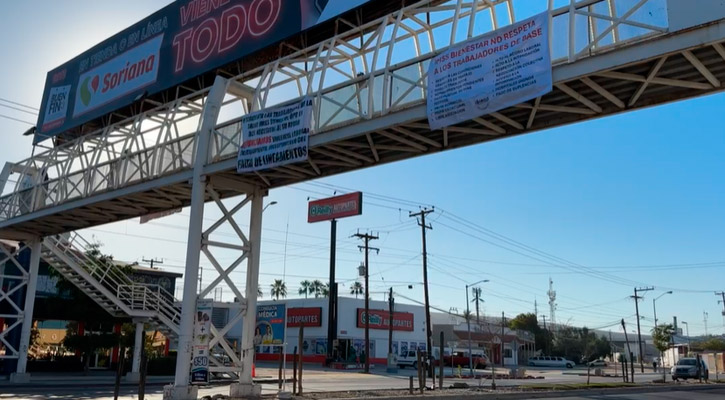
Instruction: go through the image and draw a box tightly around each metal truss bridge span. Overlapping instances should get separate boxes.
[2,0,725,239]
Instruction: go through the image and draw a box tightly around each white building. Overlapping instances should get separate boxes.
[211,296,428,364]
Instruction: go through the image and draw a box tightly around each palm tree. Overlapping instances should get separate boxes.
[299,280,312,298]
[257,287,263,298]
[311,280,324,298]
[270,279,287,300]
[350,282,364,298]
[320,283,330,298]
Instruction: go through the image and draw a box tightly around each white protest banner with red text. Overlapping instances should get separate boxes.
[427,12,551,130]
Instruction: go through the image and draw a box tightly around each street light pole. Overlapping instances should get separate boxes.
[465,279,489,377]
[682,321,691,354]
[652,291,672,327]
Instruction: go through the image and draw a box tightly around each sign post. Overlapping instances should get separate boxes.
[307,192,363,365]
[191,299,213,385]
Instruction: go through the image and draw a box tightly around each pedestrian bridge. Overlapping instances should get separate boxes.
[2,0,725,239]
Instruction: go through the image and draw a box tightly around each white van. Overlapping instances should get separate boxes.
[527,356,575,368]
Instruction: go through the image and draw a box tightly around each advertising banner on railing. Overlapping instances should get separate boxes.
[35,0,373,144]
[255,304,286,346]
[426,11,552,130]
[191,299,213,384]
[237,97,312,173]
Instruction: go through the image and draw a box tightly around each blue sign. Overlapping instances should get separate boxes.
[255,304,285,345]
[35,0,373,143]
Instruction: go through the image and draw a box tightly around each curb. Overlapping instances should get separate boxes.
[330,383,723,400]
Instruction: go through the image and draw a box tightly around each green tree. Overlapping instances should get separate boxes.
[508,313,552,354]
[349,282,363,298]
[652,323,674,381]
[299,280,312,298]
[691,337,725,352]
[551,326,611,363]
[652,324,675,353]
[270,279,287,300]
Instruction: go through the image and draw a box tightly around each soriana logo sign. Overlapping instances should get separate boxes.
[308,192,363,223]
[73,35,163,117]
[286,307,322,327]
[356,309,414,332]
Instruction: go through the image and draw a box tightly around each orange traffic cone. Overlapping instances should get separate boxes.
[252,363,256,378]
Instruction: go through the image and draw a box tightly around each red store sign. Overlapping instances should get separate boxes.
[356,309,414,332]
[287,307,322,327]
[308,192,363,223]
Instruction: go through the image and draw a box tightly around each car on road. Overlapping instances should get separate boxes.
[397,350,427,370]
[587,359,608,367]
[528,356,576,368]
[671,358,708,381]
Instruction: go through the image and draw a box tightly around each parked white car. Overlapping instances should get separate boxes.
[587,359,608,367]
[527,356,575,368]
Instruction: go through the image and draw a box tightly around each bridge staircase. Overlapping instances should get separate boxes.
[41,231,181,340]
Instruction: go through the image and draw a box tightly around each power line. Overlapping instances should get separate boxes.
[0,97,38,111]
[0,103,37,116]
[436,215,644,288]
[0,113,34,125]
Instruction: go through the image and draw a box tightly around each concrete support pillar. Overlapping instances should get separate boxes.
[230,190,264,399]
[165,76,228,400]
[10,238,41,384]
[126,321,144,382]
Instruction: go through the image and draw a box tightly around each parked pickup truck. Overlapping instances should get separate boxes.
[444,351,488,369]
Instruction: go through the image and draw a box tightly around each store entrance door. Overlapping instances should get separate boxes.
[337,339,355,363]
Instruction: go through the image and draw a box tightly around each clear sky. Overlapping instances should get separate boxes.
[0,1,723,338]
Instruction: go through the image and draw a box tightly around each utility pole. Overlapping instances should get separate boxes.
[410,208,434,379]
[142,257,163,269]
[717,292,725,332]
[327,219,337,365]
[501,312,506,367]
[354,231,379,374]
[541,314,548,355]
[631,286,653,372]
[621,319,633,382]
[388,287,394,372]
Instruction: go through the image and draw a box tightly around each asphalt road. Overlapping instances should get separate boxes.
[0,364,717,400]
[544,387,725,399]
[1,385,724,400]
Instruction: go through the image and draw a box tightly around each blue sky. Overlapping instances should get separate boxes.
[0,1,723,337]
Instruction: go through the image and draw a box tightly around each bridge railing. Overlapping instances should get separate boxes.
[0,0,668,223]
